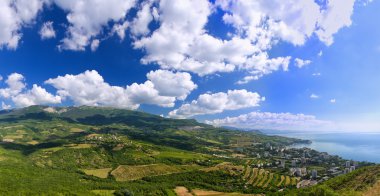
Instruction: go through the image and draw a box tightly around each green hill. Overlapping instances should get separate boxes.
[0,105,377,195]
[276,165,380,196]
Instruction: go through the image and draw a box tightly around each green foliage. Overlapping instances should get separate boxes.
[0,106,376,195]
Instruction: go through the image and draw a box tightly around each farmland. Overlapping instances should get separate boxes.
[111,164,199,181]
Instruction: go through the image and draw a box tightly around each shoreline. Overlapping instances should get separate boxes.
[267,131,380,164]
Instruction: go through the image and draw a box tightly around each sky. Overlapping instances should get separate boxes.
[0,0,379,132]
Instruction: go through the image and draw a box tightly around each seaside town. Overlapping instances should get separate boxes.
[213,140,374,189]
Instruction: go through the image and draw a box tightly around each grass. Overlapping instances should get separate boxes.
[263,173,273,188]
[3,134,23,139]
[174,187,258,196]
[83,168,112,178]
[111,164,198,181]
[362,180,380,196]
[91,190,115,196]
[277,175,285,187]
[67,143,94,149]
[70,128,85,133]
[192,189,258,196]
[27,140,39,145]
[285,176,291,186]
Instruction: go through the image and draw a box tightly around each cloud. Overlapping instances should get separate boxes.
[294,58,312,68]
[39,21,56,40]
[11,84,62,107]
[218,0,355,46]
[46,70,138,109]
[146,69,197,100]
[312,72,321,77]
[330,99,336,103]
[236,76,258,85]
[90,39,100,51]
[133,0,294,78]
[310,94,319,99]
[54,0,136,51]
[0,0,46,49]
[125,81,175,108]
[130,0,154,36]
[316,0,356,45]
[133,0,234,76]
[0,69,196,109]
[132,0,358,80]
[112,21,129,40]
[45,69,197,109]
[238,53,291,80]
[318,50,323,57]
[0,73,26,98]
[169,89,264,118]
[0,0,360,85]
[206,112,332,131]
[0,73,61,108]
[1,102,11,110]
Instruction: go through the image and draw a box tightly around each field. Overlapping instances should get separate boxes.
[174,186,260,196]
[111,164,199,181]
[83,168,113,178]
[242,167,299,189]
[91,190,116,196]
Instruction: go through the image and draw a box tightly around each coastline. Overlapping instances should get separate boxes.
[264,131,380,164]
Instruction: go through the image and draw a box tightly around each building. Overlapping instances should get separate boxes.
[345,161,351,168]
[291,160,297,167]
[295,168,307,177]
[280,159,286,168]
[311,169,318,179]
[350,166,356,172]
[301,157,306,164]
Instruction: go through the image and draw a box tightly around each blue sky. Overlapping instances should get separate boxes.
[0,0,379,132]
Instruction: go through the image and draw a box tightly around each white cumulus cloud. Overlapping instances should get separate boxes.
[54,0,136,51]
[0,73,26,98]
[146,69,197,100]
[0,0,47,49]
[11,84,62,107]
[0,73,61,108]
[169,89,264,118]
[130,0,154,36]
[45,69,197,109]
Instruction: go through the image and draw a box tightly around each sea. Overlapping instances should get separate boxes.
[264,131,380,163]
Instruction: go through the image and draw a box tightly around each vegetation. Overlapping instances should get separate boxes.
[0,106,378,195]
[276,165,380,196]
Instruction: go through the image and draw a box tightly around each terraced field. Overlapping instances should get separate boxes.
[242,166,299,189]
[205,162,300,190]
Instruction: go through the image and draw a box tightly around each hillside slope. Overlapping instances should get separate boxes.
[276,165,380,196]
[0,105,377,196]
